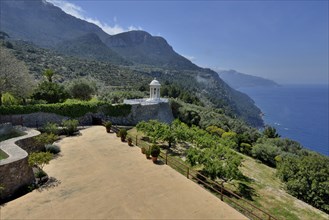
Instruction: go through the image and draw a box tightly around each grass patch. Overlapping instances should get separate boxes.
[232,153,329,220]
[0,149,9,160]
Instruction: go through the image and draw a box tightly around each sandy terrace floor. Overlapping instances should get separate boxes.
[1,126,247,220]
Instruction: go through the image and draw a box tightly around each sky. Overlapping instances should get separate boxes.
[46,0,328,84]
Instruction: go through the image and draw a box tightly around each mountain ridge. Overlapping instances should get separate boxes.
[218,70,279,89]
[0,0,264,127]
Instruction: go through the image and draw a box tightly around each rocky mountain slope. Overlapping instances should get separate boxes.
[219,70,279,89]
[0,0,263,127]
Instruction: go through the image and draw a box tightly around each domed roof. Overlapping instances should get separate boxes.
[150,78,161,86]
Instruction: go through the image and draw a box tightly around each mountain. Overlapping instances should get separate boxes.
[105,31,199,70]
[55,33,130,65]
[0,0,264,127]
[218,70,279,89]
[0,0,109,47]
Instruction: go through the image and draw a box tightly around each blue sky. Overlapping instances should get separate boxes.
[47,0,328,84]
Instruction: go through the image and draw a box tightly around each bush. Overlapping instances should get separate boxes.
[1,92,20,105]
[0,102,131,118]
[28,152,53,169]
[62,119,79,136]
[32,81,69,103]
[45,144,61,154]
[277,155,329,213]
[119,128,127,142]
[67,79,96,100]
[151,145,161,157]
[43,122,59,135]
[35,169,47,178]
[104,121,112,133]
[34,133,59,146]
[252,143,281,167]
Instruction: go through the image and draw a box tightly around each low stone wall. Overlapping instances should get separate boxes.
[0,102,174,127]
[0,128,40,203]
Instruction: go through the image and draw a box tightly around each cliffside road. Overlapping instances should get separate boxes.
[1,126,247,219]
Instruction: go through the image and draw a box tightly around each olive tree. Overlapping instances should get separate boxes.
[0,47,35,105]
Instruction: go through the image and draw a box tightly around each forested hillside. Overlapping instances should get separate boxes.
[2,40,263,127]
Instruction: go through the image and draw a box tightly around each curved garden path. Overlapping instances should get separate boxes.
[1,126,247,219]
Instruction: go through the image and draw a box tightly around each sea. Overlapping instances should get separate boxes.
[239,84,329,156]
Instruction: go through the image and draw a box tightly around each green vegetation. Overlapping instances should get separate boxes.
[62,119,79,136]
[66,78,97,101]
[42,122,59,135]
[45,144,61,154]
[0,129,26,142]
[277,154,329,213]
[28,152,53,170]
[32,81,69,103]
[33,133,59,147]
[0,101,132,118]
[118,128,128,142]
[2,40,263,126]
[137,120,243,182]
[135,119,329,217]
[0,46,35,105]
[236,153,328,220]
[0,149,9,160]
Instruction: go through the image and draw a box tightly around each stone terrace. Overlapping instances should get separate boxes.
[1,126,247,219]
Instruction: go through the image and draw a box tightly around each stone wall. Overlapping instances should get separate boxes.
[0,157,34,202]
[0,102,174,126]
[0,128,40,203]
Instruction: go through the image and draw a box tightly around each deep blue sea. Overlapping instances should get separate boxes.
[239,84,329,156]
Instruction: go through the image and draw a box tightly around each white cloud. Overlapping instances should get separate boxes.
[182,55,196,62]
[46,0,142,35]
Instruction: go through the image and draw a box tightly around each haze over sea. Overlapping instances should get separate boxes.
[239,84,329,156]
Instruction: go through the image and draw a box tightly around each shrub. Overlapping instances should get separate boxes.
[104,121,112,129]
[104,121,112,133]
[67,79,96,100]
[0,102,131,118]
[119,128,127,142]
[35,169,47,178]
[151,145,161,157]
[43,122,59,135]
[1,92,20,105]
[28,152,53,169]
[127,137,133,146]
[62,119,79,136]
[252,143,281,167]
[32,81,69,103]
[45,144,61,154]
[34,133,59,146]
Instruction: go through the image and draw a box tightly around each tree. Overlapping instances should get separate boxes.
[43,69,55,82]
[186,144,243,182]
[28,152,53,170]
[0,47,35,105]
[263,126,280,138]
[252,142,281,167]
[32,81,68,103]
[67,79,96,100]
[277,155,329,213]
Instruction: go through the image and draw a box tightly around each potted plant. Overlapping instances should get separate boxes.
[119,128,127,142]
[141,147,146,154]
[104,121,112,133]
[127,137,133,146]
[145,147,151,159]
[151,145,161,163]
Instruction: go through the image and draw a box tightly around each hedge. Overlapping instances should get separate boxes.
[0,102,132,118]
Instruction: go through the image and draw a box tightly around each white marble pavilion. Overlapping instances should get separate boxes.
[124,78,168,105]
